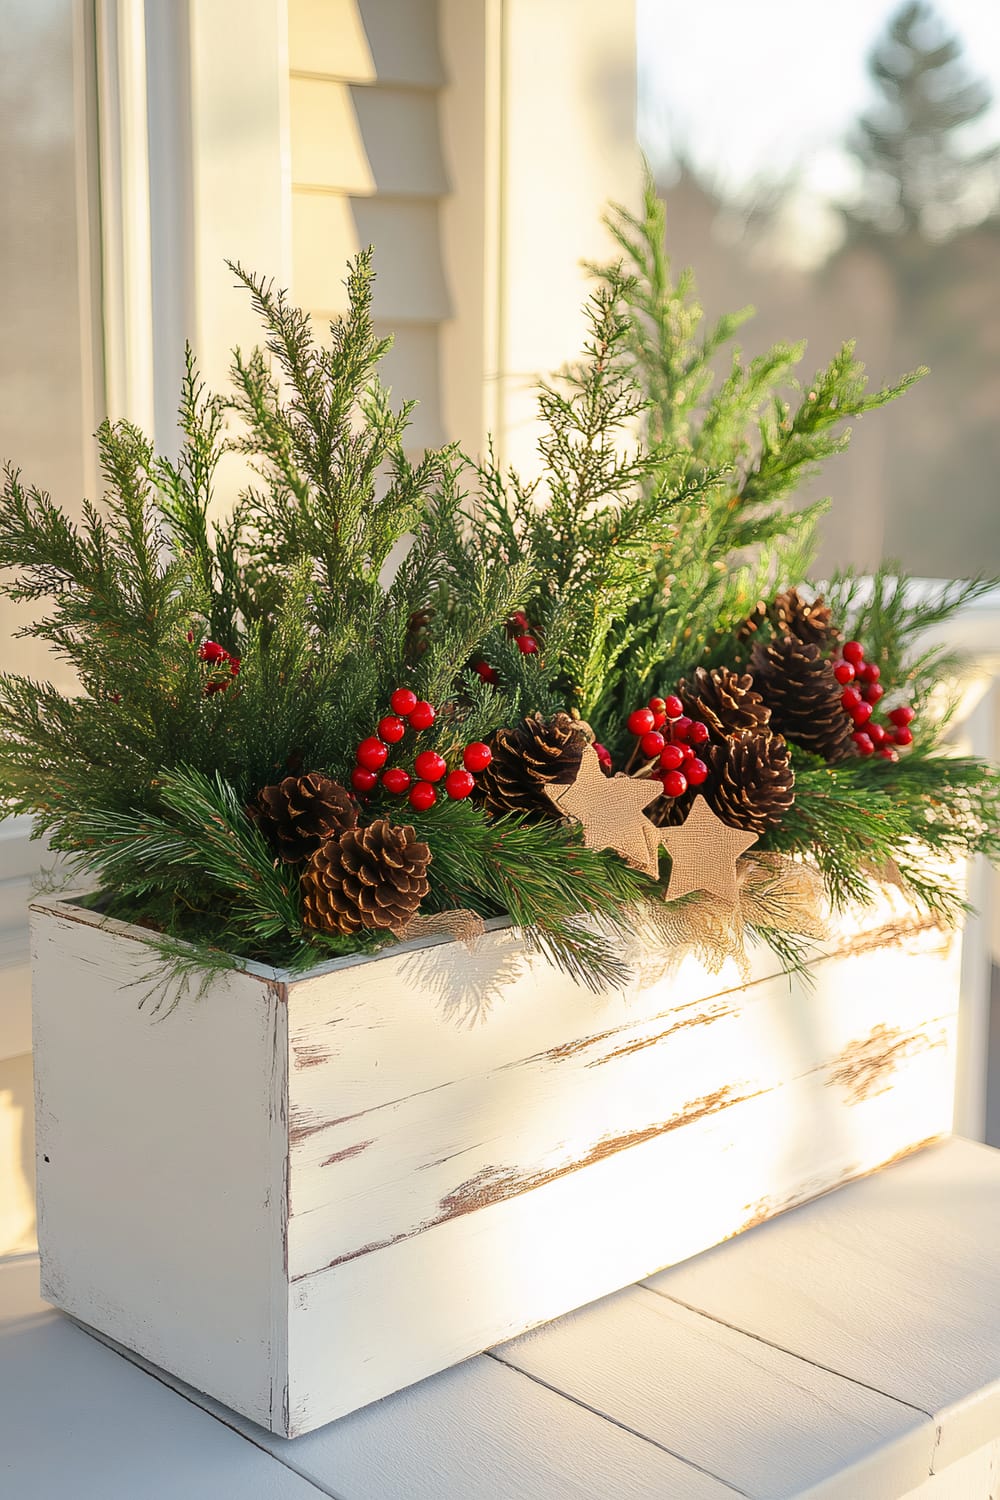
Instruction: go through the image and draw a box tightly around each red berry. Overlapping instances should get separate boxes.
[409,700,435,730]
[357,736,389,771]
[516,634,538,655]
[673,716,693,742]
[867,722,887,745]
[852,732,874,755]
[408,781,437,811]
[689,720,710,746]
[390,688,418,716]
[843,640,865,666]
[198,640,229,664]
[893,726,913,747]
[627,707,655,736]
[593,743,613,771]
[841,687,863,712]
[378,715,406,744]
[833,661,855,685]
[888,705,914,728]
[659,744,685,771]
[381,766,411,794]
[414,749,447,782]
[663,694,684,720]
[474,661,498,685]
[640,730,666,759]
[878,746,899,762]
[680,743,695,761]
[510,610,529,628]
[463,741,492,773]
[351,766,378,792]
[860,662,880,683]
[852,701,873,726]
[648,697,666,715]
[229,657,241,677]
[650,709,667,729]
[662,769,688,798]
[686,757,709,786]
[445,768,475,800]
[865,682,885,705]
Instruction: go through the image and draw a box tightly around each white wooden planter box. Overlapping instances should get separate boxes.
[30,889,960,1437]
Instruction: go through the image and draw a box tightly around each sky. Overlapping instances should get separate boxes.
[636,0,1000,203]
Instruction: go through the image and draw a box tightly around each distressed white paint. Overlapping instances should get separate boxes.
[31,907,289,1432]
[31,890,960,1437]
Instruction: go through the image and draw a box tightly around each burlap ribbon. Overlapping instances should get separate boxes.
[391,907,486,947]
[635,851,828,977]
[388,855,826,976]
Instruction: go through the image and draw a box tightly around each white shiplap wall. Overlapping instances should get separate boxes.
[288,0,450,452]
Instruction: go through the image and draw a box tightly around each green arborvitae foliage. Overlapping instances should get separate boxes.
[470,283,719,715]
[580,170,926,745]
[0,230,997,995]
[0,253,640,989]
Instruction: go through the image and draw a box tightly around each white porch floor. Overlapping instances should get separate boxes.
[3,1137,1000,1499]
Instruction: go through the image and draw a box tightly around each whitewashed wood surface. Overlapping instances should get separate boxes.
[30,905,290,1432]
[7,1139,1000,1497]
[30,889,963,1435]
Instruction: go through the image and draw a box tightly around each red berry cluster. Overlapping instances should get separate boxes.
[626,694,710,798]
[505,609,540,656]
[351,688,493,812]
[474,610,542,684]
[833,640,915,761]
[196,638,241,695]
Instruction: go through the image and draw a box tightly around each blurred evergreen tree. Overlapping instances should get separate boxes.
[846,0,1000,241]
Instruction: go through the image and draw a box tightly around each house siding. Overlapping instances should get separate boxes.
[288,0,450,451]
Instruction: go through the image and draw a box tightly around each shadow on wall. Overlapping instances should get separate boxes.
[0,1054,36,1256]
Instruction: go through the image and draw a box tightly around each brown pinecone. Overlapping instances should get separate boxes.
[736,598,769,647]
[679,666,771,743]
[751,635,856,763]
[704,730,795,835]
[768,588,840,651]
[475,711,588,818]
[301,819,431,935]
[250,773,357,863]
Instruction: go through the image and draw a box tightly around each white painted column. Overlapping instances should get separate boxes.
[438,0,641,468]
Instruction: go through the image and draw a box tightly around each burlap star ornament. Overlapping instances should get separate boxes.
[543,744,662,877]
[657,795,759,904]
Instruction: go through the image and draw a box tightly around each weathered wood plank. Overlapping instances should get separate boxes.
[645,1137,1000,1478]
[496,1284,936,1500]
[287,896,955,1132]
[0,1260,322,1500]
[283,1047,955,1431]
[29,906,289,1431]
[286,921,957,1277]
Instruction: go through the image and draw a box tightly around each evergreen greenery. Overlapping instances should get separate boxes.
[0,206,997,997]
